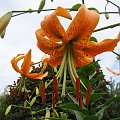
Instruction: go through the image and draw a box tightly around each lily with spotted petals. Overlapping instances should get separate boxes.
[36,5,120,95]
[11,50,48,94]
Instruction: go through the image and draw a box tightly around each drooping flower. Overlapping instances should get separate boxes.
[36,5,120,68]
[35,5,120,95]
[11,49,48,79]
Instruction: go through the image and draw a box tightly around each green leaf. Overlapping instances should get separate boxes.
[81,64,96,76]
[104,96,120,106]
[30,97,36,106]
[47,118,67,120]
[90,36,98,42]
[74,111,84,120]
[88,7,99,13]
[67,92,78,104]
[38,0,46,13]
[90,74,104,85]
[70,4,81,11]
[78,72,89,86]
[84,115,99,120]
[60,103,80,111]
[95,104,111,120]
[111,118,120,120]
[5,105,12,115]
[24,100,28,107]
[90,93,105,104]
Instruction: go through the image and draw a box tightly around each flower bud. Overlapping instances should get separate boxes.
[38,0,46,13]
[0,12,12,34]
[0,29,6,38]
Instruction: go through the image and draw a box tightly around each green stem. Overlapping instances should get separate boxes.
[106,0,120,8]
[112,51,120,56]
[11,8,119,18]
[61,63,67,97]
[12,105,30,109]
[94,23,120,32]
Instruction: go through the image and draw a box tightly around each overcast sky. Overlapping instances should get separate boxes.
[0,0,120,93]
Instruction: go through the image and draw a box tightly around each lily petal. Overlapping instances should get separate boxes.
[45,56,63,67]
[62,5,99,43]
[26,72,48,79]
[36,32,63,55]
[41,15,64,42]
[81,38,120,57]
[11,54,24,73]
[73,50,93,67]
[55,6,72,20]
[21,50,31,74]
[40,7,72,42]
[75,9,99,44]
[106,67,120,75]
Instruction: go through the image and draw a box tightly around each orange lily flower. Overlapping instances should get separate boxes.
[36,5,120,92]
[36,5,120,68]
[11,49,48,79]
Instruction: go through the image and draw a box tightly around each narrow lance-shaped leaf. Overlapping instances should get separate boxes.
[70,4,82,11]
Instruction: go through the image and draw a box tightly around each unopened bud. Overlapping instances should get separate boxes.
[105,13,109,19]
[0,29,6,38]
[0,12,12,35]
[38,0,46,13]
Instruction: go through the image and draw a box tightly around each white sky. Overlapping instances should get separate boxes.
[0,0,120,93]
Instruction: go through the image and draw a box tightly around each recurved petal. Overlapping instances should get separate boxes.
[75,9,99,44]
[73,49,93,67]
[21,50,31,74]
[62,5,99,43]
[26,72,48,80]
[45,55,63,67]
[11,54,24,73]
[41,13,65,42]
[36,32,63,55]
[55,6,72,20]
[82,37,120,57]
